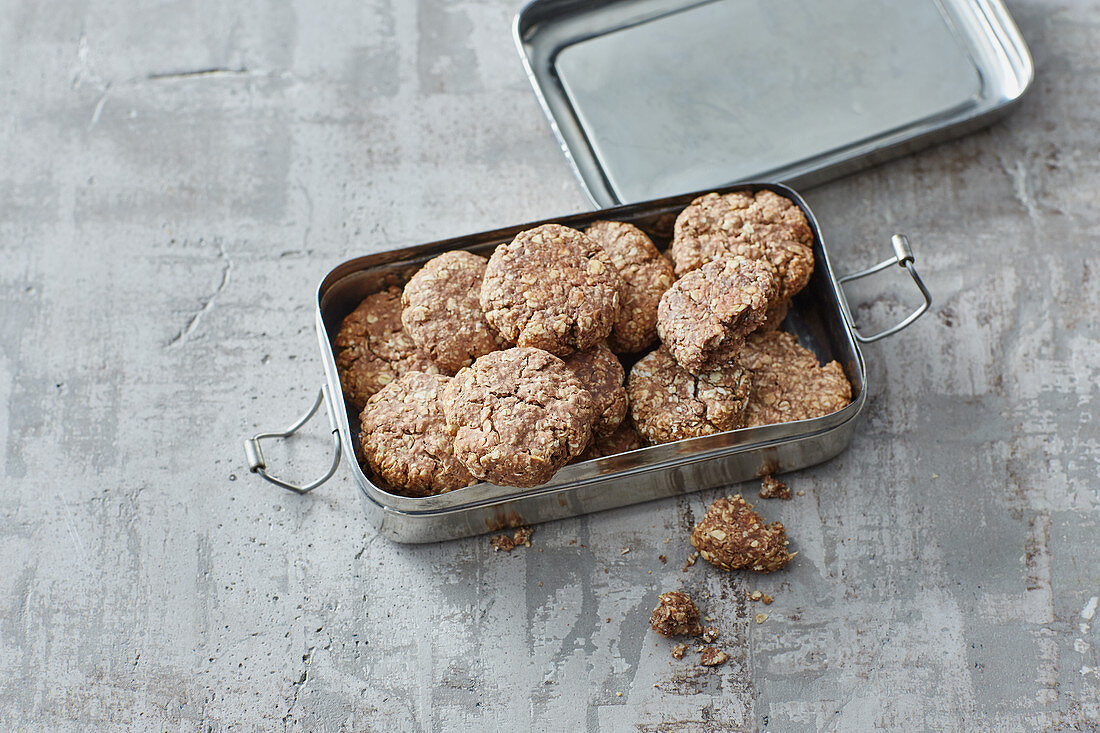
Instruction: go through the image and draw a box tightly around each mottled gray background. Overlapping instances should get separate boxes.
[1,1,1097,731]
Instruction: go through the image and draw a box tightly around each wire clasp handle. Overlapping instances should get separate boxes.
[243,384,342,494]
[837,234,932,343]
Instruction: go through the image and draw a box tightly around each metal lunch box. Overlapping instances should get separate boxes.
[244,182,931,543]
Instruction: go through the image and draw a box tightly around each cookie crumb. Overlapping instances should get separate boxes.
[759,475,792,500]
[490,534,515,552]
[659,555,667,564]
[699,647,730,667]
[749,590,763,601]
[616,692,622,697]
[621,547,631,555]
[761,593,774,605]
[701,626,719,643]
[755,613,769,624]
[691,494,794,572]
[796,490,805,497]
[514,526,533,547]
[649,591,703,637]
[682,552,699,572]
[490,525,533,552]
[671,644,688,660]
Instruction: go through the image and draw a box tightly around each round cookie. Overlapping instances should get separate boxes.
[574,421,644,462]
[627,349,753,445]
[657,256,779,373]
[585,220,674,353]
[480,224,624,357]
[335,287,438,410]
[738,331,852,426]
[401,251,505,374]
[358,372,476,497]
[562,343,628,439]
[670,190,814,301]
[443,347,597,487]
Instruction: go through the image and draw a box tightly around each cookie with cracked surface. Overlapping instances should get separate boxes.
[358,371,476,497]
[562,343,627,439]
[627,348,752,445]
[649,591,703,637]
[574,421,644,462]
[671,190,814,301]
[480,224,623,357]
[739,331,851,426]
[443,347,597,488]
[585,220,674,353]
[690,493,793,572]
[335,287,438,410]
[401,251,505,375]
[657,256,780,373]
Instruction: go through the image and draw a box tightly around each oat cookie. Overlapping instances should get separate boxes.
[480,224,623,357]
[649,591,703,637]
[627,349,752,445]
[585,220,674,353]
[671,190,814,301]
[739,331,851,426]
[574,421,644,462]
[401,251,504,374]
[691,494,794,572]
[657,256,779,373]
[563,343,627,439]
[443,347,597,487]
[335,287,438,410]
[358,372,475,497]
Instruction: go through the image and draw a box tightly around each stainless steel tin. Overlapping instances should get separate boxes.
[245,182,930,543]
[514,0,1034,207]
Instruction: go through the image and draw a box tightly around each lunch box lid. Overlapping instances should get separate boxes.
[514,0,1033,208]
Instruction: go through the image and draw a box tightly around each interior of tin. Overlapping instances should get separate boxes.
[316,182,866,512]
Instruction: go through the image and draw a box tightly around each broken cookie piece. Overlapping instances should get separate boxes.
[759,474,792,500]
[691,494,794,572]
[649,591,703,637]
[671,643,688,660]
[701,626,719,643]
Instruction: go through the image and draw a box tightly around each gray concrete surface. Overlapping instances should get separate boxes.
[1,1,1098,730]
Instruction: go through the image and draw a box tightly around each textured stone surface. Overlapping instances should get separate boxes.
[0,1,1098,730]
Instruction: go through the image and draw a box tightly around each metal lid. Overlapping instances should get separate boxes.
[515,0,1033,207]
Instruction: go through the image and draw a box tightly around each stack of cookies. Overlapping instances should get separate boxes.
[335,190,852,496]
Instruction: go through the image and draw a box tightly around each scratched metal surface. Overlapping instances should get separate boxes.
[0,1,1097,731]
